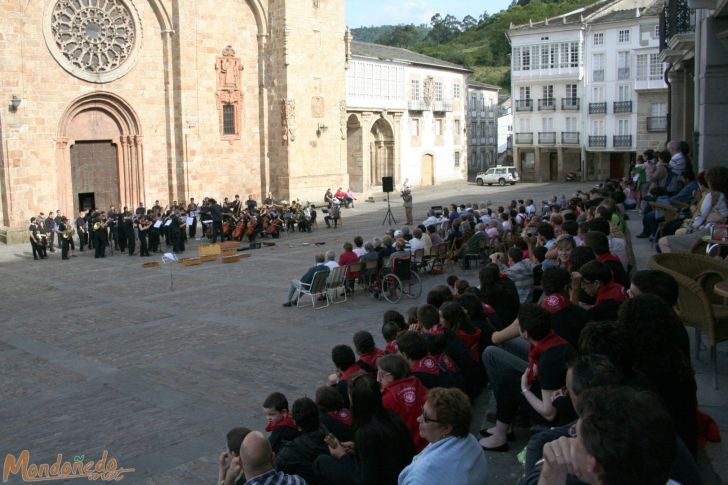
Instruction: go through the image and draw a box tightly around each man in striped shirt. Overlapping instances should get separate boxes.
[223,431,307,485]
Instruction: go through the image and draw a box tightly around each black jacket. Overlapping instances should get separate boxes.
[276,425,329,484]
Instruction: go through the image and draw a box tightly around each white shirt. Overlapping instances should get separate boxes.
[353,247,367,258]
[694,192,728,228]
[325,261,339,270]
[409,237,426,254]
[608,236,629,270]
[422,216,441,227]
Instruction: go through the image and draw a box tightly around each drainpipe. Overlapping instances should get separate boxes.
[665,62,672,143]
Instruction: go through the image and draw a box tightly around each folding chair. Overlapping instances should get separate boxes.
[326,266,348,304]
[297,270,330,309]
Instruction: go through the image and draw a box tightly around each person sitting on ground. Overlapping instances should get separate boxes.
[240,431,307,485]
[504,246,535,304]
[537,387,677,485]
[399,387,489,485]
[618,294,698,458]
[314,374,415,485]
[455,279,470,297]
[262,392,298,454]
[218,427,252,485]
[353,330,385,373]
[480,304,576,452]
[426,284,454,309]
[586,218,628,273]
[328,344,365,403]
[283,253,329,307]
[537,223,557,250]
[397,331,460,390]
[480,264,521,330]
[382,321,402,354]
[377,354,429,452]
[316,386,354,443]
[276,397,330,484]
[491,267,589,350]
[519,355,623,485]
[543,235,577,271]
[570,260,626,321]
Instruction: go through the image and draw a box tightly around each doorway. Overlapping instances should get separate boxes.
[78,192,96,211]
[421,154,434,186]
[71,140,120,214]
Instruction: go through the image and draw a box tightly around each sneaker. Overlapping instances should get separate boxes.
[282,301,292,307]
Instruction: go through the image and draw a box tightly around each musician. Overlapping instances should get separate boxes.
[137,216,150,257]
[93,213,108,258]
[108,206,120,251]
[201,198,223,243]
[230,194,242,215]
[28,217,45,260]
[324,188,335,207]
[246,193,257,212]
[324,199,341,228]
[76,210,88,251]
[402,188,414,226]
[135,202,146,217]
[148,211,161,253]
[58,216,72,260]
[84,210,94,250]
[152,200,163,217]
[44,211,56,252]
[263,191,274,206]
[187,198,198,238]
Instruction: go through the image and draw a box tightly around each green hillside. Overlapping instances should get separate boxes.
[351,0,598,93]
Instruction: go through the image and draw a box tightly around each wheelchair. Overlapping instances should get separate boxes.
[373,256,422,303]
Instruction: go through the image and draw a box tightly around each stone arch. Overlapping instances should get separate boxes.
[370,117,394,187]
[56,92,144,216]
[244,0,268,36]
[347,114,363,192]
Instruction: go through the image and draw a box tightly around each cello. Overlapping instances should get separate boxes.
[246,211,258,238]
[232,216,246,240]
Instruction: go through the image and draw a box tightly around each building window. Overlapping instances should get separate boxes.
[636,54,648,80]
[543,85,553,100]
[222,105,236,135]
[411,118,420,137]
[454,119,461,136]
[565,117,577,132]
[454,151,460,167]
[593,33,604,46]
[651,103,667,116]
[617,119,630,135]
[542,117,553,131]
[434,81,443,101]
[522,46,531,70]
[649,54,663,80]
[566,84,577,99]
[591,119,605,136]
[570,42,579,67]
[618,84,631,102]
[453,83,461,99]
[618,29,630,43]
[435,118,443,136]
[519,86,531,100]
[410,80,420,101]
[654,24,660,38]
[513,47,521,71]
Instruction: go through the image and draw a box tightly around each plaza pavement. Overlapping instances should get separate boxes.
[0,180,725,484]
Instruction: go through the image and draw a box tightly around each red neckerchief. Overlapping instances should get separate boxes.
[385,340,399,354]
[340,364,363,381]
[410,356,440,375]
[541,294,570,314]
[596,281,627,305]
[435,353,459,374]
[597,253,621,264]
[456,328,482,363]
[326,409,352,426]
[265,415,297,432]
[527,331,568,385]
[427,324,445,335]
[359,348,385,369]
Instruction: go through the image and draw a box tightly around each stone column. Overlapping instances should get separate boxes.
[557,147,565,181]
[534,148,542,182]
[361,112,373,193]
[668,69,685,142]
[55,138,73,217]
[392,112,403,186]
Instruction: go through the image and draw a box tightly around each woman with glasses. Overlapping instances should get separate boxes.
[314,373,414,485]
[398,387,488,485]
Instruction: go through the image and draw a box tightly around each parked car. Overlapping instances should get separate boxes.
[475,166,520,186]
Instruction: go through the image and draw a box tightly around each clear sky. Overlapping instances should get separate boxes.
[346,0,513,28]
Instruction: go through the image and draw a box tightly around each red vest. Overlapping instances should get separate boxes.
[382,376,428,452]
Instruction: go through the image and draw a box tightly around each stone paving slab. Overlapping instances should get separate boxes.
[0,180,725,485]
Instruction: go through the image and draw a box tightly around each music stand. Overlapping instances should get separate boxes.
[382,192,397,226]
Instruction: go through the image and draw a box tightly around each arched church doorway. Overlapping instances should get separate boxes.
[370,118,394,187]
[56,92,144,217]
[347,114,363,192]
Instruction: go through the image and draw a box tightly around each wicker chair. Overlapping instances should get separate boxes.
[648,253,728,388]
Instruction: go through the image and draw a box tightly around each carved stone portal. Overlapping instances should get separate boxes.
[281,99,296,145]
[215,46,244,140]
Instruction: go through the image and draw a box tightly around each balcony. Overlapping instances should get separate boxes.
[432,101,453,112]
[613,135,633,148]
[538,98,556,111]
[515,99,533,112]
[515,132,533,144]
[593,69,605,82]
[618,68,631,80]
[561,98,580,110]
[589,136,607,147]
[660,0,695,51]
[647,116,668,132]
[562,132,580,144]
[613,101,633,113]
[589,102,607,114]
[538,132,557,144]
[408,100,427,111]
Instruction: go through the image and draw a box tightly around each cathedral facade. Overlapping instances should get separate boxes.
[0,0,348,243]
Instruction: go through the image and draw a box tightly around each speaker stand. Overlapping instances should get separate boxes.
[382,192,397,226]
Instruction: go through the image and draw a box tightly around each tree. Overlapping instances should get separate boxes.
[461,15,478,31]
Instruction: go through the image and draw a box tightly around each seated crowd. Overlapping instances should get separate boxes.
[219,156,722,484]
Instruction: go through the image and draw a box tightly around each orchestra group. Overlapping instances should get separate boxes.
[26,192,334,261]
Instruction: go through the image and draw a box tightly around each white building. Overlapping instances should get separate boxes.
[509,0,668,181]
[346,42,471,193]
[466,81,501,180]
[497,98,514,164]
